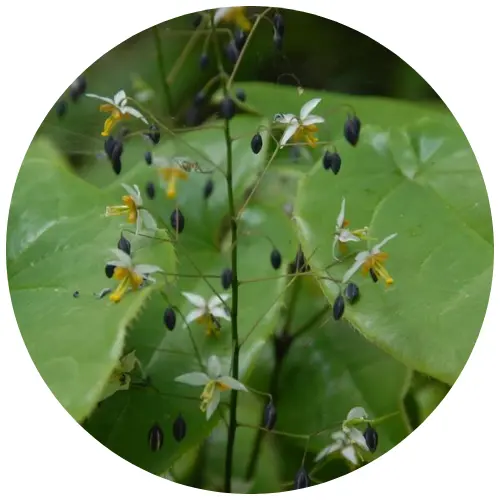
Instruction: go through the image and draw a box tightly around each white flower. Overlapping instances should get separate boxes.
[106,248,163,303]
[182,292,231,335]
[105,184,157,234]
[213,7,251,32]
[175,355,247,419]
[273,98,325,148]
[315,407,370,466]
[332,198,368,258]
[86,89,148,136]
[342,233,398,285]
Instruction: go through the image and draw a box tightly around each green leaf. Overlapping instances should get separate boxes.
[275,290,409,460]
[293,116,492,384]
[7,138,176,421]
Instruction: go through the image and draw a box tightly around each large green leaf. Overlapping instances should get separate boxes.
[275,291,409,459]
[7,139,176,421]
[293,118,492,384]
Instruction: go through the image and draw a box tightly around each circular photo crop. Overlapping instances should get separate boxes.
[7,6,493,493]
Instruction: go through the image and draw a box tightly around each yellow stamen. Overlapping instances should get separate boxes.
[105,196,138,222]
[215,381,231,391]
[110,267,143,302]
[223,7,251,32]
[293,124,319,148]
[158,167,189,200]
[361,252,394,285]
[195,314,220,337]
[200,381,216,412]
[99,104,130,137]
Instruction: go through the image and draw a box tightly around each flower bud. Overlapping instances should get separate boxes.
[193,13,202,28]
[221,268,233,290]
[69,75,87,102]
[144,151,153,165]
[199,53,209,70]
[147,124,160,145]
[363,424,378,452]
[344,282,360,304]
[251,133,263,154]
[117,235,131,255]
[273,13,285,37]
[105,264,116,279]
[163,307,176,331]
[323,151,341,175]
[294,466,310,489]
[104,136,116,160]
[220,97,236,120]
[194,91,205,107]
[170,208,185,234]
[172,414,187,442]
[55,100,67,118]
[333,294,345,320]
[270,248,282,269]
[203,179,214,199]
[148,423,164,452]
[146,181,155,200]
[234,29,247,51]
[263,402,277,430]
[235,89,246,102]
[344,114,361,146]
[224,42,239,64]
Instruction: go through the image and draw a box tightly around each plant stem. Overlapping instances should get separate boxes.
[211,14,240,494]
[152,25,173,117]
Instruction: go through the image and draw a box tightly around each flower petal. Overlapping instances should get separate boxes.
[184,309,204,325]
[110,248,133,268]
[302,115,325,126]
[372,233,398,254]
[315,443,342,462]
[206,388,220,420]
[300,98,321,120]
[182,292,206,308]
[207,355,222,379]
[175,372,210,386]
[341,445,358,465]
[120,351,137,373]
[122,105,148,123]
[210,306,231,322]
[121,183,142,205]
[342,257,366,283]
[339,229,361,243]
[86,93,114,105]
[280,122,300,147]
[217,376,247,392]
[214,7,230,24]
[133,264,163,276]
[208,293,231,309]
[274,113,295,124]
[336,198,346,230]
[113,89,127,106]
[346,406,368,422]
[138,209,158,231]
[348,428,370,451]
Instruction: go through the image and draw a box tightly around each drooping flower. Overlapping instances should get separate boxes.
[148,156,200,199]
[315,407,370,466]
[175,355,247,420]
[99,350,140,402]
[342,233,398,285]
[332,198,369,257]
[105,249,162,303]
[105,184,157,234]
[182,292,231,336]
[86,89,148,136]
[274,98,325,148]
[213,7,252,32]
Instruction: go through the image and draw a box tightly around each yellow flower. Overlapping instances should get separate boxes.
[342,234,398,286]
[214,7,251,32]
[106,249,162,303]
[149,156,197,199]
[274,98,325,148]
[159,166,189,199]
[86,89,148,136]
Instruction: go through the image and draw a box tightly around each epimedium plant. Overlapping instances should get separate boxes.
[7,5,492,494]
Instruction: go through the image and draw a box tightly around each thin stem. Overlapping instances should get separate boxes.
[210,16,240,493]
[167,23,204,84]
[152,25,173,117]
[227,8,272,88]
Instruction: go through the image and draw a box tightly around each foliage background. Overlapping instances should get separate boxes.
[7,8,492,493]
